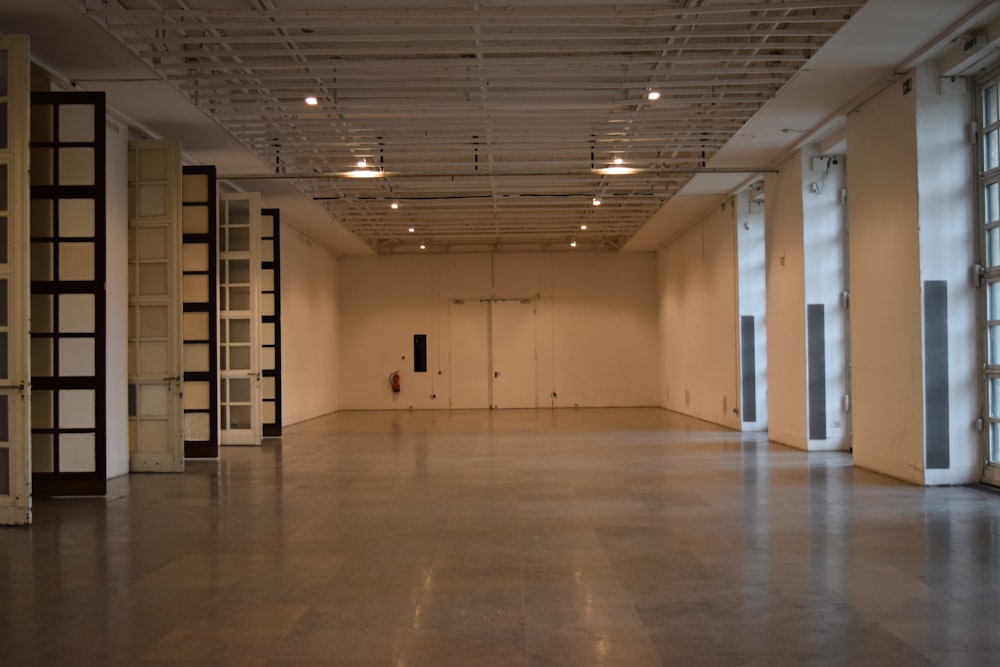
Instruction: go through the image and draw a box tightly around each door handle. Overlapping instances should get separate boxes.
[494,371,500,378]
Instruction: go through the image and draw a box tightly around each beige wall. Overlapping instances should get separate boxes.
[280,227,340,425]
[657,203,741,430]
[337,252,660,410]
[764,154,809,449]
[847,76,925,484]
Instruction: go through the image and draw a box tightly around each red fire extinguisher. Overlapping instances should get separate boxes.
[389,371,401,393]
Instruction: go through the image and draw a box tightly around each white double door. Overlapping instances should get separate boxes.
[449,299,536,409]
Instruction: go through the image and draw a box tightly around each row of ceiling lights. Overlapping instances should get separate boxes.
[302,90,659,250]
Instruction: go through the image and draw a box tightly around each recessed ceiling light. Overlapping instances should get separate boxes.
[304,96,318,105]
[594,166,637,175]
[390,202,399,209]
[647,90,661,101]
[580,224,588,230]
[614,157,624,165]
[592,198,601,206]
[408,227,415,233]
[357,159,367,168]
[419,243,427,250]
[570,239,577,247]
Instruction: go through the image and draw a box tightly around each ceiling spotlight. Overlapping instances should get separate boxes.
[408,227,415,233]
[304,96,318,105]
[390,202,399,209]
[594,165,637,175]
[614,157,624,165]
[570,239,577,248]
[419,242,427,250]
[592,198,601,206]
[580,224,588,230]
[357,159,367,168]
[343,158,386,178]
[647,90,661,101]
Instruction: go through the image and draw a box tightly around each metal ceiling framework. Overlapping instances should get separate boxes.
[85,0,866,253]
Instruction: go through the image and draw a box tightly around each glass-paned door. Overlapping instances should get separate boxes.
[979,72,1000,486]
[127,140,183,472]
[0,35,31,525]
[219,193,262,446]
[260,208,281,438]
[181,166,218,458]
[29,91,106,496]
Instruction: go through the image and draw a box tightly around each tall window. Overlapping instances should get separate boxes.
[978,71,1000,484]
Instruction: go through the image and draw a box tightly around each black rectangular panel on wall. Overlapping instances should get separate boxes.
[181,166,219,458]
[924,280,950,469]
[29,92,107,496]
[807,304,827,441]
[740,315,757,422]
[414,334,427,373]
[260,208,282,437]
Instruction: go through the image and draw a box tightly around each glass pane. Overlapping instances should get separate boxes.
[58,147,95,186]
[986,84,999,125]
[229,319,250,344]
[229,378,251,403]
[183,243,209,272]
[58,338,95,376]
[31,199,53,237]
[182,174,208,202]
[229,286,250,311]
[229,405,251,430]
[986,182,999,224]
[59,294,96,333]
[227,200,250,226]
[32,434,54,473]
[0,394,8,442]
[183,343,209,373]
[30,241,53,281]
[30,337,53,377]
[988,129,1000,173]
[58,242,95,281]
[59,199,96,237]
[29,147,53,186]
[227,226,250,252]
[261,239,274,263]
[183,274,209,303]
[990,378,1000,418]
[138,227,168,260]
[0,447,8,495]
[139,384,168,417]
[59,433,96,473]
[989,282,1000,322]
[0,331,8,379]
[0,103,6,151]
[261,215,274,237]
[58,389,96,429]
[0,163,7,213]
[992,422,1000,462]
[990,325,1000,365]
[31,390,52,429]
[183,206,208,234]
[139,304,168,338]
[138,184,167,217]
[29,104,53,143]
[987,227,1000,268]
[31,294,53,333]
[229,345,250,370]
[228,259,250,284]
[183,312,209,340]
[0,51,7,97]
[0,218,7,266]
[138,147,167,180]
[58,105,95,143]
[0,278,7,326]
[139,262,168,296]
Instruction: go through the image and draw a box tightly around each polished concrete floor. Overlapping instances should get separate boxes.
[4,408,1000,666]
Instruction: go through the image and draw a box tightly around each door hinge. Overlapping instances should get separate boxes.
[973,263,985,287]
[970,121,979,147]
[840,290,850,309]
[977,417,985,432]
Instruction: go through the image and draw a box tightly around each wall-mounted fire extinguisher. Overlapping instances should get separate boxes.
[389,371,401,393]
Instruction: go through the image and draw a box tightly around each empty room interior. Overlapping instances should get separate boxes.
[5,0,1000,665]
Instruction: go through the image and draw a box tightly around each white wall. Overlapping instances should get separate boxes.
[105,115,128,479]
[337,252,660,410]
[736,186,768,431]
[765,154,809,449]
[280,227,339,424]
[914,66,978,485]
[801,146,850,450]
[658,203,741,430]
[847,76,926,484]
